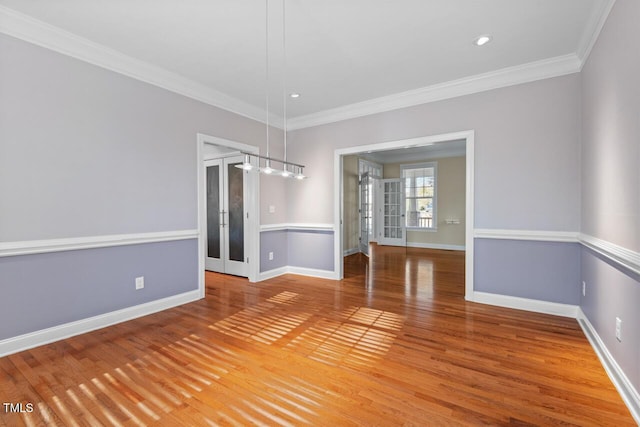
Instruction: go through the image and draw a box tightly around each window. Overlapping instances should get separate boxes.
[402,162,436,229]
[358,159,382,179]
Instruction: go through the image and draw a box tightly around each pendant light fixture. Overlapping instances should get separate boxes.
[236,0,306,180]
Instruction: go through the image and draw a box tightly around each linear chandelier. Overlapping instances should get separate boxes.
[236,0,306,180]
[237,152,306,179]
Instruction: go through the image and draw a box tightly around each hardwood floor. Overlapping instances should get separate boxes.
[1,245,634,426]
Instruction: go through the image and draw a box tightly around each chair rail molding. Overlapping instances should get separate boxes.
[474,228,580,242]
[0,230,199,257]
[579,233,640,276]
[260,223,335,232]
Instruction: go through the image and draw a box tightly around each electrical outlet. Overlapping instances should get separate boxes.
[135,276,144,290]
[582,281,586,297]
[615,317,622,342]
[268,252,274,261]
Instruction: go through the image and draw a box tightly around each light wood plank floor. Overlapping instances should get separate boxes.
[1,245,634,426]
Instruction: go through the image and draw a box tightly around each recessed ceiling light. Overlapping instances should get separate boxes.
[290,93,300,99]
[474,35,492,46]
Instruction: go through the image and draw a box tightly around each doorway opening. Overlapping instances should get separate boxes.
[204,155,248,277]
[197,134,260,297]
[334,130,475,300]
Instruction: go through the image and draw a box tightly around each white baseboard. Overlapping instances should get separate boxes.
[258,266,289,281]
[471,291,579,318]
[288,266,338,280]
[258,266,338,281]
[577,308,640,424]
[406,242,465,251]
[0,290,201,357]
[343,247,359,256]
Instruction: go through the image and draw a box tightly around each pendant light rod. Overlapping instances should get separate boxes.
[239,0,306,179]
[239,152,304,169]
[282,0,287,162]
[265,0,270,160]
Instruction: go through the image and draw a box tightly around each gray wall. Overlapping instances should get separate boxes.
[0,240,198,340]
[475,239,580,304]
[0,34,269,242]
[287,72,582,303]
[260,230,288,272]
[287,74,581,231]
[580,0,640,399]
[0,33,273,341]
[288,230,334,272]
[260,229,334,273]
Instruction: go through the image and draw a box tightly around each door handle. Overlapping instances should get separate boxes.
[220,210,226,227]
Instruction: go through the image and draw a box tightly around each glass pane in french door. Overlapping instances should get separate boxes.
[384,180,402,239]
[227,162,245,262]
[206,165,221,259]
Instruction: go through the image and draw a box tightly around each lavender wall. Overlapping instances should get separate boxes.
[0,240,198,340]
[475,239,580,304]
[260,230,288,272]
[581,248,640,392]
[580,0,640,403]
[288,230,334,272]
[287,74,581,232]
[260,229,335,273]
[287,68,581,303]
[581,0,640,253]
[0,33,269,242]
[0,34,280,343]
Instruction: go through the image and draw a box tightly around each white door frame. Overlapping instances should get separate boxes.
[197,133,260,297]
[334,130,475,300]
[204,155,250,277]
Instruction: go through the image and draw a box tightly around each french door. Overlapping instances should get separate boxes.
[205,156,248,277]
[378,179,406,246]
[359,172,372,256]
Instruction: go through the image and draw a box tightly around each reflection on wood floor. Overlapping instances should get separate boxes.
[1,244,634,426]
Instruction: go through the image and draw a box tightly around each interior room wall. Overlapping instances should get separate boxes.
[0,33,276,343]
[287,72,581,303]
[580,0,640,405]
[287,74,580,231]
[382,156,465,249]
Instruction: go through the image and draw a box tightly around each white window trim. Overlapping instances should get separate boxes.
[401,161,437,231]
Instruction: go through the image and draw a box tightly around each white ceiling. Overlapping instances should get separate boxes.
[0,1,612,128]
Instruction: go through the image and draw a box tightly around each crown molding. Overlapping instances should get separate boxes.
[287,54,581,130]
[1,2,611,132]
[576,0,617,68]
[0,5,277,126]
